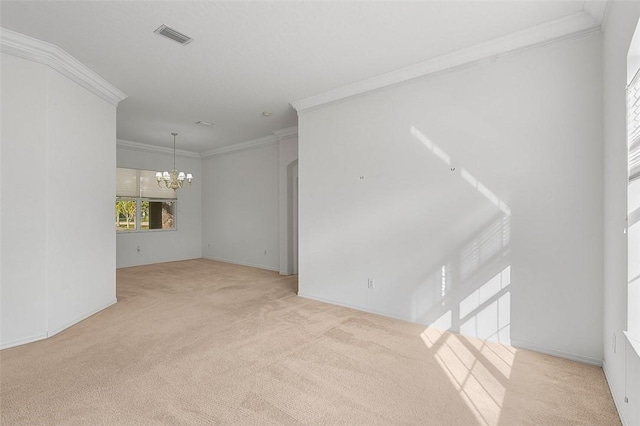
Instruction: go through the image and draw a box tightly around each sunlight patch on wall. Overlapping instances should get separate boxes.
[460,267,510,318]
[410,126,451,165]
[460,215,510,281]
[461,168,511,216]
[413,263,452,322]
[459,267,511,345]
[409,125,511,216]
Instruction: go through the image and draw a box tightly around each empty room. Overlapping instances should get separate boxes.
[1,1,638,425]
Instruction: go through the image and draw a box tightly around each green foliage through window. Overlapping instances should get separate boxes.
[115,199,137,231]
[116,198,175,232]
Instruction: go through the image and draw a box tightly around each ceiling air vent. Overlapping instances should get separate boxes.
[154,24,193,45]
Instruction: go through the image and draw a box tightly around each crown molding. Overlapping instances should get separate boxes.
[291,11,600,112]
[273,126,298,141]
[119,125,295,160]
[201,134,278,158]
[0,27,127,106]
[583,0,609,25]
[202,125,297,158]
[117,139,201,159]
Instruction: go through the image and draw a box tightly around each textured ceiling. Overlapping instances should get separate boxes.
[1,1,586,153]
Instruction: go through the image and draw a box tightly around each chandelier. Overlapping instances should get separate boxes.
[155,132,193,191]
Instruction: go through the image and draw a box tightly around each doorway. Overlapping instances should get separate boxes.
[292,164,299,275]
[287,160,299,277]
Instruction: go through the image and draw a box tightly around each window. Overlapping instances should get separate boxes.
[115,198,137,231]
[141,200,175,230]
[628,68,640,182]
[116,168,177,232]
[627,51,640,338]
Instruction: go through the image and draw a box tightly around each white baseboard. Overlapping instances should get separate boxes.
[47,298,117,338]
[116,256,200,269]
[202,256,279,272]
[602,360,629,426]
[510,338,602,366]
[297,292,416,323]
[1,299,118,350]
[0,332,48,350]
[299,292,603,367]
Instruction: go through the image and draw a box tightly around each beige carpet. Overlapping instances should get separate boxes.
[1,259,620,425]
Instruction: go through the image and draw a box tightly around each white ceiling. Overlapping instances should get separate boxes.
[1,1,588,153]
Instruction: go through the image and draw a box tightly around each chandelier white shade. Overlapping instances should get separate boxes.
[156,132,193,191]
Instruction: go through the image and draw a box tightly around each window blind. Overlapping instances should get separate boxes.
[139,170,176,199]
[116,168,177,199]
[627,70,640,181]
[116,167,139,197]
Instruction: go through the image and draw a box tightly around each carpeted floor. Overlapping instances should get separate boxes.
[0,259,620,425]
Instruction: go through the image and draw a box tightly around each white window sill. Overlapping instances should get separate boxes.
[623,331,640,358]
[116,229,177,234]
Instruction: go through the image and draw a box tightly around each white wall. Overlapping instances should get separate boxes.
[1,54,48,347]
[116,145,202,268]
[201,143,279,271]
[298,34,603,364]
[46,67,117,334]
[602,2,640,425]
[1,51,118,348]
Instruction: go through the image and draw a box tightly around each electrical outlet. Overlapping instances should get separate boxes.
[367,278,374,289]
